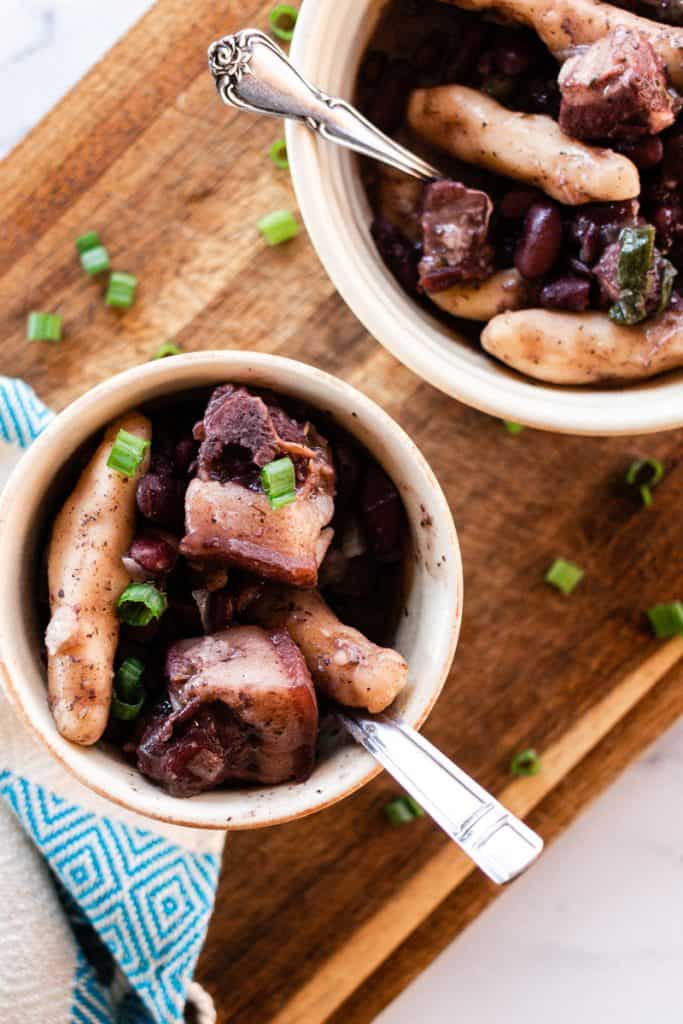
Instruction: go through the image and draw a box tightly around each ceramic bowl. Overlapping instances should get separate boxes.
[287,0,683,436]
[0,352,461,829]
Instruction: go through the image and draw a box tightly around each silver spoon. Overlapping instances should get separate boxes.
[207,28,543,884]
[207,27,442,181]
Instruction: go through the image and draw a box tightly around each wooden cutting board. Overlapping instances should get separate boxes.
[3,1,683,1020]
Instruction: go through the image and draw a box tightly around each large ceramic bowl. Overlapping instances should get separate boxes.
[0,352,461,829]
[287,0,683,436]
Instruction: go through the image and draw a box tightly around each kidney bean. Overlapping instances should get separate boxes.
[616,135,663,170]
[652,202,678,250]
[361,465,404,564]
[128,532,178,577]
[500,189,540,220]
[492,35,534,76]
[174,436,198,475]
[540,276,592,312]
[137,455,184,529]
[663,128,683,187]
[514,201,563,279]
[525,76,560,117]
[371,219,421,295]
[413,31,450,75]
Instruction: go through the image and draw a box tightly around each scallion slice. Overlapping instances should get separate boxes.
[510,748,541,777]
[106,428,150,477]
[81,245,111,276]
[153,342,182,359]
[384,795,425,825]
[504,420,524,435]
[261,456,296,509]
[647,601,683,638]
[112,691,146,721]
[115,657,145,702]
[269,138,289,169]
[257,209,299,246]
[27,311,62,343]
[268,3,298,41]
[116,582,168,627]
[545,558,584,595]
[626,457,664,507]
[105,271,138,309]
[75,231,101,254]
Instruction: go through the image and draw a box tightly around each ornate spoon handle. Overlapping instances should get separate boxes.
[337,709,543,885]
[207,28,441,181]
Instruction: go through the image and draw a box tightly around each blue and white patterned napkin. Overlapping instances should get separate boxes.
[0,378,225,1024]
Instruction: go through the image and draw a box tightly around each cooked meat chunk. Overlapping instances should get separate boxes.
[250,586,408,714]
[180,386,335,587]
[418,179,495,292]
[558,29,680,141]
[136,626,318,795]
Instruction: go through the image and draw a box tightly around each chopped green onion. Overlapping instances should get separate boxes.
[626,457,664,507]
[75,231,101,254]
[647,601,683,638]
[657,258,678,314]
[510,748,541,777]
[105,271,138,309]
[384,795,424,825]
[112,691,146,721]
[545,558,584,595]
[257,209,299,246]
[80,245,111,276]
[27,311,63,343]
[153,342,182,359]
[115,657,145,702]
[269,138,289,169]
[609,226,656,326]
[116,582,168,627]
[504,420,524,435]
[609,290,647,326]
[106,428,150,477]
[269,3,298,41]
[261,456,296,509]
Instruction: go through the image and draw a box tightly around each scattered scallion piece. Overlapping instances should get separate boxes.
[261,456,296,509]
[107,428,150,477]
[257,209,299,246]
[75,231,101,254]
[545,558,584,595]
[647,601,683,638]
[609,226,655,326]
[116,582,168,627]
[269,138,289,169]
[81,245,111,276]
[504,420,524,435]
[510,748,541,777]
[105,271,138,309]
[112,690,146,721]
[625,457,664,507]
[384,795,425,825]
[153,341,182,359]
[115,657,145,702]
[268,3,298,41]
[658,259,678,314]
[27,311,62,343]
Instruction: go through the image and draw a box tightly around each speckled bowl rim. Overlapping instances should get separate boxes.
[0,352,462,830]
[287,0,683,437]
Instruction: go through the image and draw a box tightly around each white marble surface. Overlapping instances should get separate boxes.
[3,4,683,1021]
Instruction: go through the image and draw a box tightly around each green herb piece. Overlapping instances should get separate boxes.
[625,457,664,507]
[647,601,683,638]
[384,795,425,825]
[269,138,289,169]
[75,231,101,254]
[545,558,584,595]
[510,748,541,777]
[112,691,146,721]
[153,342,182,359]
[269,3,298,41]
[27,311,62,342]
[115,657,145,703]
[81,245,111,276]
[261,456,296,509]
[609,290,647,326]
[106,428,150,477]
[617,225,655,292]
[116,582,168,627]
[504,420,524,435]
[257,209,299,246]
[657,259,678,314]
[105,271,138,309]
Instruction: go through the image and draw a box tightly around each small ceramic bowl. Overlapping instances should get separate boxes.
[287,0,683,436]
[0,352,461,829]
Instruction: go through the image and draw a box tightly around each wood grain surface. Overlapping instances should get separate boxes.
[3,1,683,1021]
